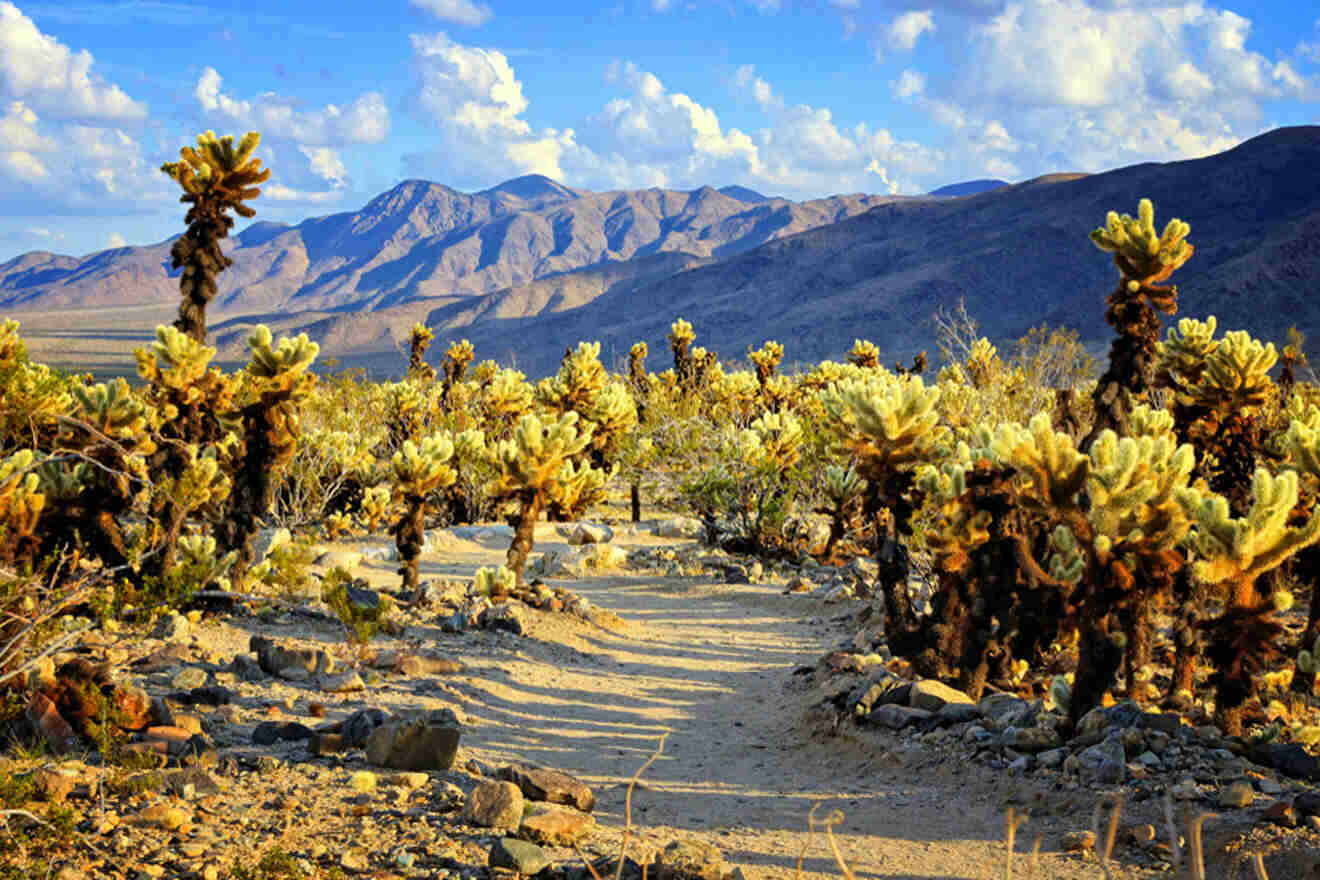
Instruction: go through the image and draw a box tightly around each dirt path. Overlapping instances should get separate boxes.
[400,530,1159,880]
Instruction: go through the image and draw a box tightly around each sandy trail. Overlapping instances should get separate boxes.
[390,529,1157,880]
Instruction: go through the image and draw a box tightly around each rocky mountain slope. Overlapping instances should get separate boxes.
[0,175,893,315]
[329,125,1312,378]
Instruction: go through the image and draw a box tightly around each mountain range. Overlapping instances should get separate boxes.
[2,127,1317,379]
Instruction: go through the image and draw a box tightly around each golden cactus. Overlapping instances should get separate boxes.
[0,449,44,564]
[391,433,458,590]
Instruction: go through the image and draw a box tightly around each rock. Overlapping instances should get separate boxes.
[1006,726,1062,753]
[1250,743,1320,782]
[364,712,462,771]
[252,721,315,746]
[1061,831,1096,853]
[1263,801,1298,827]
[170,667,208,691]
[348,771,377,793]
[463,780,524,831]
[934,703,981,725]
[480,602,529,636]
[250,636,334,680]
[137,804,190,831]
[568,524,613,545]
[530,550,586,579]
[784,576,815,594]
[393,654,466,676]
[489,838,549,875]
[231,655,266,682]
[654,517,703,540]
[1257,777,1283,796]
[1075,733,1126,785]
[1037,748,1068,770]
[1170,779,1201,801]
[849,678,908,717]
[315,550,363,570]
[1295,791,1320,817]
[584,544,628,571]
[497,765,596,812]
[652,839,726,880]
[339,851,368,872]
[342,708,390,747]
[151,611,191,641]
[978,693,1030,726]
[908,680,973,713]
[170,685,234,707]
[111,682,154,731]
[27,692,79,752]
[391,772,429,790]
[1217,781,1254,808]
[33,766,79,803]
[319,670,366,693]
[309,733,348,755]
[868,705,932,730]
[518,802,596,845]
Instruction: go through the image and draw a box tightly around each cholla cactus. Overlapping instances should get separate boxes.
[160,130,269,342]
[814,463,867,561]
[748,340,784,387]
[174,533,237,591]
[391,433,458,590]
[1081,198,1193,452]
[359,485,393,532]
[218,327,318,586]
[745,411,802,475]
[1294,635,1320,697]
[408,323,435,380]
[847,339,880,369]
[481,369,534,428]
[489,412,596,579]
[474,565,517,599]
[538,342,609,414]
[667,318,699,390]
[0,450,44,565]
[1178,468,1320,734]
[0,321,73,451]
[627,342,648,388]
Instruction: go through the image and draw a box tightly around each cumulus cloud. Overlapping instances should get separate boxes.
[298,146,349,189]
[410,0,493,26]
[888,10,935,51]
[194,67,389,145]
[106,231,126,247]
[0,2,146,122]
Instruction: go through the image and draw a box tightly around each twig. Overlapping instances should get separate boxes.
[0,623,93,688]
[1249,852,1270,880]
[1004,807,1027,880]
[616,732,668,880]
[1188,812,1215,880]
[811,806,856,880]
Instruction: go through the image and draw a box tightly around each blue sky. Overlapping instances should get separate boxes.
[0,0,1316,262]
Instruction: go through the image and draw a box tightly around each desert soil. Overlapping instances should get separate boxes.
[255,524,1303,880]
[38,523,1320,879]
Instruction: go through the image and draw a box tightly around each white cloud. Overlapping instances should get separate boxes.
[0,2,146,122]
[889,10,935,51]
[410,0,493,27]
[106,231,126,247]
[28,226,62,240]
[194,67,389,145]
[733,64,782,112]
[263,183,344,204]
[298,146,349,189]
[891,69,926,100]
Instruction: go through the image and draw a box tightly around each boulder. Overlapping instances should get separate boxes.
[463,780,524,831]
[365,711,462,771]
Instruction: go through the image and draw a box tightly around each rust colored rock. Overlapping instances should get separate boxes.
[27,692,79,752]
[499,765,596,812]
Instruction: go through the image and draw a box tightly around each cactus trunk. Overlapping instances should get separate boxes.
[395,495,427,591]
[506,491,544,581]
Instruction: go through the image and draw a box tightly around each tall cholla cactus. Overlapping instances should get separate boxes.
[221,326,318,585]
[814,463,867,561]
[490,412,596,580]
[390,433,458,590]
[480,368,535,429]
[408,323,435,381]
[160,130,270,342]
[0,450,44,565]
[668,318,698,390]
[820,372,946,608]
[1177,467,1320,735]
[1081,198,1193,452]
[0,320,73,452]
[441,339,474,409]
[538,342,609,415]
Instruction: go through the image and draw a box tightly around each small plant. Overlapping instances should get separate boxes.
[323,566,393,650]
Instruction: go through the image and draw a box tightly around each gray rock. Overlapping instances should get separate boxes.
[315,549,363,570]
[1037,747,1068,769]
[568,523,613,545]
[250,636,334,680]
[231,654,266,682]
[489,838,549,875]
[319,670,366,693]
[653,517,703,540]
[480,602,529,636]
[342,708,389,747]
[1006,726,1062,753]
[868,704,933,730]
